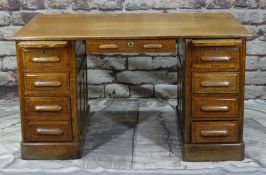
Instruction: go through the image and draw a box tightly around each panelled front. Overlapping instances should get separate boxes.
[18,41,73,143]
[190,39,244,144]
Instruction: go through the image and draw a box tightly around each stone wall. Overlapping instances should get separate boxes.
[0,0,265,100]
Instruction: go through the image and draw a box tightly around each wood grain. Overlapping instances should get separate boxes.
[12,13,250,40]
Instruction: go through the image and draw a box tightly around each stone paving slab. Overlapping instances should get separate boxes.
[0,99,265,175]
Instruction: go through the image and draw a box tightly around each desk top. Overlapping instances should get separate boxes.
[12,13,250,40]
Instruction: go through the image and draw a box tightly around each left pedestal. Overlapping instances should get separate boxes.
[16,40,88,159]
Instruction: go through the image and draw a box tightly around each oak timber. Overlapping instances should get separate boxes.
[12,13,249,40]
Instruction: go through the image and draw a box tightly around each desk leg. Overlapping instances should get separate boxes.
[179,39,245,161]
[16,40,87,159]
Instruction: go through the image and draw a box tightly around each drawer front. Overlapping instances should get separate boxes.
[86,39,176,54]
[192,46,240,69]
[191,121,238,143]
[23,47,69,69]
[192,97,238,118]
[24,73,69,95]
[24,97,71,121]
[192,72,239,94]
[191,39,242,69]
[25,121,72,142]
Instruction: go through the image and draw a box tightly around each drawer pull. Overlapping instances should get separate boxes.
[36,128,63,135]
[201,81,230,87]
[99,44,118,49]
[34,81,62,87]
[31,56,60,63]
[143,44,163,49]
[201,105,229,112]
[200,129,229,137]
[201,56,231,62]
[34,105,62,112]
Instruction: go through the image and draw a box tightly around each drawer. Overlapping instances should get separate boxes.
[192,97,238,118]
[86,39,176,54]
[25,121,72,142]
[191,39,241,69]
[191,121,238,143]
[24,97,71,121]
[22,47,69,70]
[192,72,239,94]
[24,73,69,96]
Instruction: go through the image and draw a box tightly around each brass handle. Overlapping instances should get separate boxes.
[200,129,229,137]
[143,44,163,49]
[201,81,230,87]
[99,44,118,49]
[34,105,62,112]
[128,41,135,48]
[31,56,60,63]
[36,128,63,135]
[34,81,62,87]
[201,56,231,62]
[201,105,229,112]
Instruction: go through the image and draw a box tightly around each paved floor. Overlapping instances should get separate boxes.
[0,99,265,175]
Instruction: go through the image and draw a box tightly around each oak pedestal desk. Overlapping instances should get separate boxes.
[12,13,250,161]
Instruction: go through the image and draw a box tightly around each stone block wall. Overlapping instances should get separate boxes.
[0,0,265,100]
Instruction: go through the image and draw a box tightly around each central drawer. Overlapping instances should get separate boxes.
[86,39,176,54]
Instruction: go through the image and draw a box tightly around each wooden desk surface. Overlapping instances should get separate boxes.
[12,13,249,40]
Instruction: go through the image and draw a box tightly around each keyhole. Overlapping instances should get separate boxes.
[128,42,134,48]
